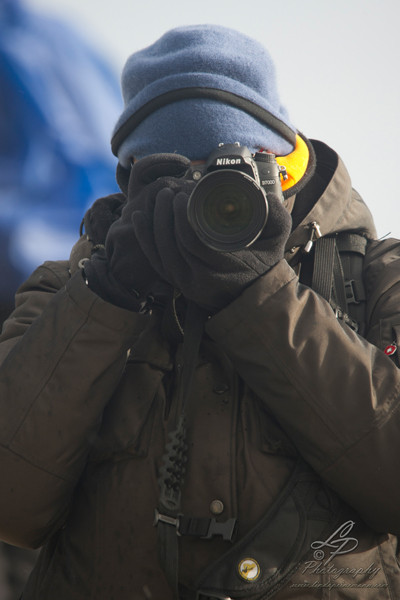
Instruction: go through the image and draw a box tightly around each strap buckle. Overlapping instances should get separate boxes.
[344,279,358,304]
[154,509,181,533]
[155,510,237,542]
[201,517,237,541]
[178,515,237,541]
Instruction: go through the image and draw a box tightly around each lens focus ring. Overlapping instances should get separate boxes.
[187,170,268,252]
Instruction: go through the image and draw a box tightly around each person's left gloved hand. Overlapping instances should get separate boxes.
[82,155,191,312]
[131,155,292,313]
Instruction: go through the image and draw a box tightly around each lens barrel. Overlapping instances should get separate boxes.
[187,169,268,252]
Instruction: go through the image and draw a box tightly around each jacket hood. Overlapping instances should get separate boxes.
[284,139,377,261]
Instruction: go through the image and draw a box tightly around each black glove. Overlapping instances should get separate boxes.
[83,155,190,311]
[83,193,126,248]
[131,155,292,313]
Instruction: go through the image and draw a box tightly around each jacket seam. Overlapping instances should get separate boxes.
[246,315,345,455]
[0,442,71,482]
[207,267,297,340]
[253,309,400,471]
[39,262,71,286]
[8,312,91,446]
[319,379,400,475]
[66,271,140,333]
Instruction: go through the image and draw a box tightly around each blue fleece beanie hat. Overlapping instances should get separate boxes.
[111,25,297,167]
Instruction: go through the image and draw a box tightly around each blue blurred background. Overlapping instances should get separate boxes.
[0,0,121,314]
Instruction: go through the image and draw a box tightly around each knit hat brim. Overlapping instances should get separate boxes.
[116,99,295,167]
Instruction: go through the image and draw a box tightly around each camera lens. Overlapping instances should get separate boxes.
[187,170,268,252]
[203,184,253,234]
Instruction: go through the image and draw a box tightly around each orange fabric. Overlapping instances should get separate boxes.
[276,134,309,192]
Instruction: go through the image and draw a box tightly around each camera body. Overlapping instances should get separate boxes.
[186,143,285,252]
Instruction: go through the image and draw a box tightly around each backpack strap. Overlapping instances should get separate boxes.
[311,233,368,335]
[311,236,336,303]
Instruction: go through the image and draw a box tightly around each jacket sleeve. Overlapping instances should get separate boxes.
[206,251,400,535]
[0,261,142,548]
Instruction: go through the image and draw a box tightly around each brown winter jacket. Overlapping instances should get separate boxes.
[1,140,400,599]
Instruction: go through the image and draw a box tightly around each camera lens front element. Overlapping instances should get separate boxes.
[187,170,268,252]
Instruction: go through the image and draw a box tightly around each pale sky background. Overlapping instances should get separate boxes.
[25,0,400,238]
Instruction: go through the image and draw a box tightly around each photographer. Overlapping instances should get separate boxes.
[1,24,400,599]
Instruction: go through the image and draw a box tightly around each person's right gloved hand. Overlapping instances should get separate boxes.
[131,164,292,313]
[83,154,190,311]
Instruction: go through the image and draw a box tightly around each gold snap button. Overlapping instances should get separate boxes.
[210,499,224,515]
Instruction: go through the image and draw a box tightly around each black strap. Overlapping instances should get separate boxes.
[311,236,336,303]
[311,233,368,334]
[336,232,368,255]
[332,244,348,314]
[156,301,208,597]
[156,412,186,596]
[337,233,367,306]
[111,87,296,156]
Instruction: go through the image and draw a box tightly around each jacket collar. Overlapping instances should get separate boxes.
[284,139,377,265]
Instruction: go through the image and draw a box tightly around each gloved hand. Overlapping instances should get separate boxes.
[131,155,292,313]
[83,192,126,248]
[83,155,190,311]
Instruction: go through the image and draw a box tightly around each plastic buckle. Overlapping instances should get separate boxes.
[202,517,237,541]
[344,279,358,304]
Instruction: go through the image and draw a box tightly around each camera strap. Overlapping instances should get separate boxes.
[155,301,208,597]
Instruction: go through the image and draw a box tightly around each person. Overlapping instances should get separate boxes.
[1,23,400,600]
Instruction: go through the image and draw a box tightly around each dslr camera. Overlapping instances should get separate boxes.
[186,143,286,252]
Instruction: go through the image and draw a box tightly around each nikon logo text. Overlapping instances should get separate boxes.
[216,158,242,165]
